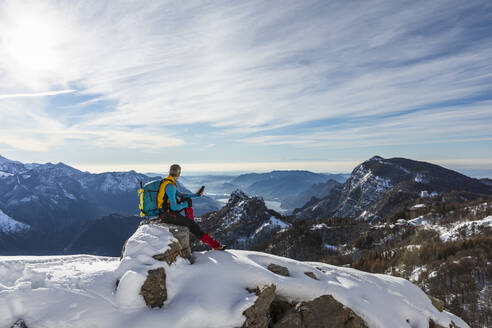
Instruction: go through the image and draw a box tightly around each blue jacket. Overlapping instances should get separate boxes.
[165,183,201,212]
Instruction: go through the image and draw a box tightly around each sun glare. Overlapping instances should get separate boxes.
[4,14,61,72]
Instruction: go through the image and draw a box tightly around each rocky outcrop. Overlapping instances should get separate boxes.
[149,223,194,265]
[117,221,194,309]
[273,295,368,328]
[242,286,369,328]
[267,264,290,277]
[140,267,167,308]
[242,285,277,328]
[198,190,290,250]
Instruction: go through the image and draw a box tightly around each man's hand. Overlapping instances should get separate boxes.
[197,185,205,196]
[185,198,192,208]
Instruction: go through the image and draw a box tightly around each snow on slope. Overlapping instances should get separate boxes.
[252,216,290,237]
[0,224,469,328]
[0,209,29,233]
[409,215,492,241]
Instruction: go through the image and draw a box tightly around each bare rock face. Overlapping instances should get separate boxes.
[242,284,277,328]
[140,267,167,308]
[267,264,290,277]
[10,319,28,328]
[273,294,368,328]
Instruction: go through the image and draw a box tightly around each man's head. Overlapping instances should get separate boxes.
[169,164,181,178]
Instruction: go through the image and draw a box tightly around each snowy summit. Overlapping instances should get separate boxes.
[0,222,468,328]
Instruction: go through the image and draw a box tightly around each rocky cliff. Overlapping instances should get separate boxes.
[197,190,291,250]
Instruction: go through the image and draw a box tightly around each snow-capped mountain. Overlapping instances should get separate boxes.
[197,190,291,250]
[0,155,220,231]
[295,156,491,221]
[0,161,152,230]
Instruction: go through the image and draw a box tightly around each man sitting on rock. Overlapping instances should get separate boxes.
[157,164,226,251]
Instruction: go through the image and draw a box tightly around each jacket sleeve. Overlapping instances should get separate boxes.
[179,192,201,199]
[166,184,188,211]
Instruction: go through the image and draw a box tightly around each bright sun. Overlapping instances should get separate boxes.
[4,14,61,72]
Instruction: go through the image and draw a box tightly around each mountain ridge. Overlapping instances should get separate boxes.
[295,156,491,221]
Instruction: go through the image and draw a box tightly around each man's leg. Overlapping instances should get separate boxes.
[159,212,221,249]
[159,212,204,238]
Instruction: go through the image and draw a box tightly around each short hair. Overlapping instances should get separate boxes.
[169,164,181,177]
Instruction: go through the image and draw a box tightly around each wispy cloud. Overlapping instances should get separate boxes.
[0,89,75,100]
[0,0,490,166]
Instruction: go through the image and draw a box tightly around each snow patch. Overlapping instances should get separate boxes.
[410,266,427,282]
[415,174,427,183]
[252,216,291,237]
[437,216,492,242]
[0,209,29,233]
[311,223,328,230]
[323,244,339,251]
[409,215,492,242]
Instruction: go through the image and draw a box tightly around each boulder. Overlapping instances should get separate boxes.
[273,294,368,328]
[242,284,276,328]
[267,264,290,277]
[304,271,318,280]
[140,267,167,308]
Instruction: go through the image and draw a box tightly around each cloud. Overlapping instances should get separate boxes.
[240,101,492,148]
[0,89,75,99]
[0,0,491,155]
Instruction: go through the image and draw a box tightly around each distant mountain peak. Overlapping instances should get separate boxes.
[229,189,249,203]
[368,155,384,161]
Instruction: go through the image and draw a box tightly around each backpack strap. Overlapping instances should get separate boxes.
[158,178,178,213]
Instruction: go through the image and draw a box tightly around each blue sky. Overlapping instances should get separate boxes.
[0,0,491,176]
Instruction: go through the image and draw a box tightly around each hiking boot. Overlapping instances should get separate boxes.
[214,245,227,251]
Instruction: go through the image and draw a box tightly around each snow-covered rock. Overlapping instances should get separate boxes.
[0,222,470,328]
